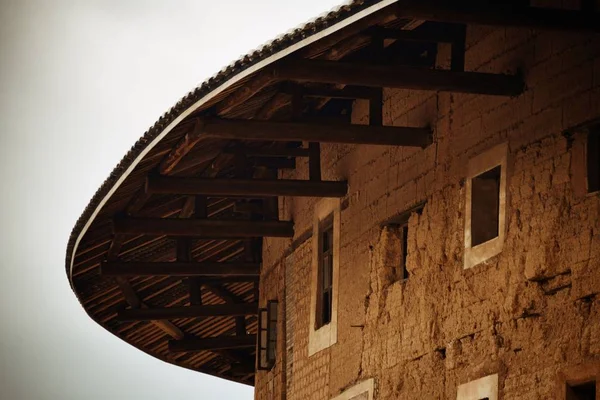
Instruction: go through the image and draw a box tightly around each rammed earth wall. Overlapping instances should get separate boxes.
[255,20,600,400]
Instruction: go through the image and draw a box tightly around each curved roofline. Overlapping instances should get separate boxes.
[67,0,397,292]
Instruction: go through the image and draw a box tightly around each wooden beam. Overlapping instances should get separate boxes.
[277,59,524,96]
[365,26,457,43]
[450,25,467,72]
[396,1,600,33]
[224,147,310,158]
[200,117,432,147]
[281,84,380,100]
[102,261,260,277]
[113,218,294,238]
[159,118,206,175]
[252,157,296,170]
[168,334,256,353]
[117,303,259,321]
[146,176,347,198]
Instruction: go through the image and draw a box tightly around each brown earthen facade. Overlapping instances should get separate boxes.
[256,20,600,400]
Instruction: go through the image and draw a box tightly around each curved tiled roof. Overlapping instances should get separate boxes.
[65,0,391,286]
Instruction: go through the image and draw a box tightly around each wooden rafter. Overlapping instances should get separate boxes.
[114,277,185,340]
[276,59,524,96]
[117,303,259,321]
[159,118,206,175]
[199,117,432,147]
[101,261,260,277]
[168,334,257,353]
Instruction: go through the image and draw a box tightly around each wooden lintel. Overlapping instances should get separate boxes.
[277,59,524,96]
[117,303,259,321]
[113,218,294,238]
[146,176,348,198]
[159,118,205,175]
[168,334,257,353]
[201,117,432,147]
[102,261,260,277]
[396,2,600,33]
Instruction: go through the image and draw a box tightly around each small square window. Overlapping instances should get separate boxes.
[587,127,600,194]
[464,143,507,269]
[457,373,498,400]
[471,165,501,247]
[567,381,596,400]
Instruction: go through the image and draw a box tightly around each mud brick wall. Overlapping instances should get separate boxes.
[255,17,600,400]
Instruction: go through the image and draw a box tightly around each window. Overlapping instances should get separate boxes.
[382,201,426,281]
[471,166,501,246]
[456,374,498,400]
[257,300,278,370]
[309,198,340,356]
[316,215,334,329]
[400,224,410,280]
[567,381,596,400]
[464,143,508,269]
[587,127,599,193]
[330,379,374,400]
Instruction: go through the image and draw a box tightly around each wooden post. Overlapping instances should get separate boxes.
[308,143,321,181]
[450,24,467,72]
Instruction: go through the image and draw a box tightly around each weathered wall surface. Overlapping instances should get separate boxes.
[255,19,600,400]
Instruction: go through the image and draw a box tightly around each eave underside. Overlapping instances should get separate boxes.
[67,0,599,386]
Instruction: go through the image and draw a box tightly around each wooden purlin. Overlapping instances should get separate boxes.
[168,334,257,353]
[199,117,432,147]
[276,59,524,96]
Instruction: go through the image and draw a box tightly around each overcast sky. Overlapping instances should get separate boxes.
[0,1,341,398]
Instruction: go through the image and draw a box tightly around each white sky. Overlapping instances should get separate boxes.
[0,0,342,398]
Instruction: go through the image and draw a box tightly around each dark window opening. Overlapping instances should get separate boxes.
[316,214,334,329]
[587,127,600,193]
[471,165,501,247]
[257,300,278,370]
[400,224,410,280]
[567,381,596,400]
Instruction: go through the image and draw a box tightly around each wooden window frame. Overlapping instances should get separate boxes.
[316,214,334,329]
[257,300,278,370]
[309,198,340,357]
[464,143,508,269]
